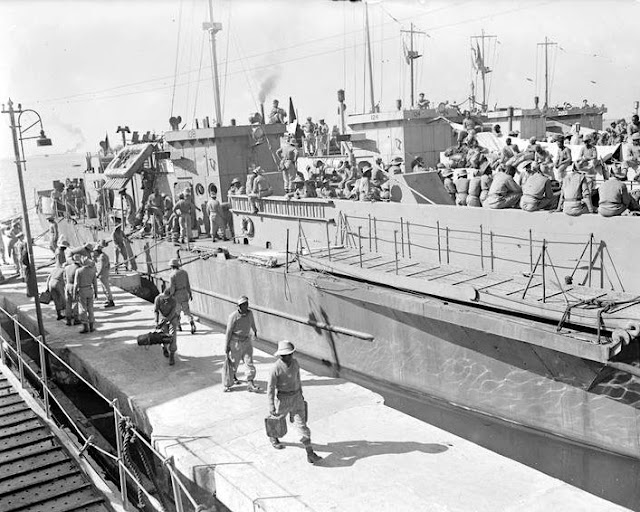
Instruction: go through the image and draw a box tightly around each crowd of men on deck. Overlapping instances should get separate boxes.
[438,112,640,217]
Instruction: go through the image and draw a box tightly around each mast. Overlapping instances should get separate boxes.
[204,0,223,125]
[470,29,496,112]
[537,36,557,110]
[400,23,425,108]
[364,2,375,113]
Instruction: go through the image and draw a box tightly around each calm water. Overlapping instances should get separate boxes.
[0,153,87,229]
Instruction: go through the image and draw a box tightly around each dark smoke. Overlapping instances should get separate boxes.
[258,72,280,103]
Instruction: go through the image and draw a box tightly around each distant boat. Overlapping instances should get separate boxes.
[72,163,82,167]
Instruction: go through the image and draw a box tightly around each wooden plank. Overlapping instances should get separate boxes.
[476,278,513,291]
[406,265,441,277]
[349,255,383,266]
[505,282,542,296]
[367,259,398,269]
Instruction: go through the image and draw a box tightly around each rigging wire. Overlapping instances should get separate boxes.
[184,0,197,126]
[191,32,206,126]
[169,0,184,117]
[221,1,232,121]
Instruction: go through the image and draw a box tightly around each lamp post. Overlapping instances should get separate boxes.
[1,99,53,342]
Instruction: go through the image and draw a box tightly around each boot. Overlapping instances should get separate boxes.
[104,300,115,308]
[66,317,72,326]
[79,323,90,334]
[89,323,95,333]
[270,437,284,450]
[169,353,175,366]
[56,312,65,321]
[190,321,196,335]
[247,381,261,393]
[162,345,169,358]
[305,445,322,464]
[73,319,82,326]
[177,324,183,332]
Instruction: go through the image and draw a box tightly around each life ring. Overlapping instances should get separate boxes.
[625,321,640,339]
[612,328,632,346]
[241,216,254,238]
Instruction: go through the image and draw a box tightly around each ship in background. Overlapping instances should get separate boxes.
[35,0,640,464]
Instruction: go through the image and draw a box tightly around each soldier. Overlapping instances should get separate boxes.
[168,258,196,334]
[302,117,317,156]
[146,187,164,237]
[112,222,137,271]
[154,287,178,366]
[173,193,194,244]
[223,296,261,393]
[46,266,66,321]
[228,178,245,196]
[64,252,82,326]
[206,190,226,241]
[554,136,573,182]
[276,135,299,193]
[94,241,115,308]
[598,164,638,217]
[54,239,69,268]
[316,119,329,156]
[0,225,6,265]
[417,92,430,109]
[267,340,322,464]
[268,99,287,124]
[47,217,59,253]
[74,255,98,333]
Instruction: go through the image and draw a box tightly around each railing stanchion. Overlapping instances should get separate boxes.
[588,233,594,287]
[325,223,331,261]
[285,229,289,272]
[490,231,495,272]
[374,217,378,252]
[38,336,50,419]
[358,227,363,267]
[542,239,547,303]
[600,241,605,289]
[406,221,412,259]
[480,224,484,270]
[113,401,129,510]
[168,457,185,512]
[368,214,372,252]
[529,229,533,274]
[393,230,399,275]
[445,227,450,264]
[436,221,442,264]
[400,217,405,258]
[13,315,24,387]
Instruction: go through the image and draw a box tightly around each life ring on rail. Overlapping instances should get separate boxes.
[612,328,632,346]
[625,321,640,340]
[241,216,254,238]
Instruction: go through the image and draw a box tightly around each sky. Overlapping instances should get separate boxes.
[1,0,639,158]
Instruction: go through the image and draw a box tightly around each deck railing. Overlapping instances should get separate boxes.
[0,305,202,512]
[230,194,333,221]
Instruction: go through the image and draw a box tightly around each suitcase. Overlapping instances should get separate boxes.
[265,416,287,438]
[137,331,172,346]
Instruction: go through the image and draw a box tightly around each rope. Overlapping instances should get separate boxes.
[191,32,206,126]
[170,0,184,118]
[119,418,147,509]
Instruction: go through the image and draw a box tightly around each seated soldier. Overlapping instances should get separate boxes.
[519,162,557,212]
[454,169,470,206]
[484,165,522,209]
[556,163,595,217]
[440,167,456,203]
[466,169,482,207]
[598,164,638,217]
[285,176,306,199]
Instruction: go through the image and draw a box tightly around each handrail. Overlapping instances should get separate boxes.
[0,306,202,511]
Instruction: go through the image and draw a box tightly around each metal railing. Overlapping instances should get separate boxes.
[230,194,333,221]
[0,304,202,512]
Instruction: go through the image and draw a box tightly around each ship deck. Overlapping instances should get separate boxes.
[299,245,637,361]
[0,248,631,512]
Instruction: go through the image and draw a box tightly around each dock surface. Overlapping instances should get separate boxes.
[0,250,632,512]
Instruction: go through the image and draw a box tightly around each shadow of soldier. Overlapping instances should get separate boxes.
[282,439,450,468]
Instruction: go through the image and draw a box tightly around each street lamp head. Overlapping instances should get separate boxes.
[36,130,52,147]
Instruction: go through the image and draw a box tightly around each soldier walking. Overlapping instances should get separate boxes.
[64,252,82,326]
[74,255,98,333]
[154,287,178,366]
[168,258,196,334]
[47,217,59,253]
[267,340,322,464]
[46,266,66,321]
[223,296,261,393]
[94,241,115,308]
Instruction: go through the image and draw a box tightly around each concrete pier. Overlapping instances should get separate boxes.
[0,251,631,512]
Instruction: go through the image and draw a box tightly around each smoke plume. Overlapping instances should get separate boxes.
[258,72,280,104]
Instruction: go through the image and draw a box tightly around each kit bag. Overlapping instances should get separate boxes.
[265,415,287,438]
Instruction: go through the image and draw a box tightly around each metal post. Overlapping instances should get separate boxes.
[168,457,185,512]
[600,242,605,289]
[406,221,412,259]
[436,221,442,264]
[358,227,363,267]
[400,217,405,258]
[373,217,378,252]
[285,229,289,272]
[588,233,594,287]
[112,401,129,510]
[480,225,484,270]
[368,214,372,252]
[325,223,331,261]
[541,239,547,302]
[529,229,533,274]
[393,230,399,275]
[490,231,494,271]
[13,315,24,387]
[0,328,5,367]
[445,227,450,264]
[37,336,50,419]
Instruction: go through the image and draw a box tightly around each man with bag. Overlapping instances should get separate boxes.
[154,287,178,366]
[168,258,196,334]
[73,255,98,334]
[266,340,322,464]
[223,296,260,392]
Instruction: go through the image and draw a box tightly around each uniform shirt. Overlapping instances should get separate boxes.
[579,145,597,162]
[522,173,553,201]
[64,262,81,286]
[154,294,177,323]
[49,222,58,242]
[443,177,456,202]
[169,268,191,303]
[54,247,67,267]
[485,172,522,208]
[47,267,65,288]
[173,199,193,216]
[225,309,256,342]
[95,252,110,278]
[252,175,271,195]
[267,358,302,405]
[558,173,594,215]
[112,227,125,247]
[467,177,481,198]
[74,263,97,298]
[206,198,223,219]
[598,179,631,216]
[555,147,572,167]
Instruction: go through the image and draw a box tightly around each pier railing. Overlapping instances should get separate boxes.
[0,305,202,512]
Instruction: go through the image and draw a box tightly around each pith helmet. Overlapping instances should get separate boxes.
[274,340,296,356]
[169,258,181,268]
[237,295,249,306]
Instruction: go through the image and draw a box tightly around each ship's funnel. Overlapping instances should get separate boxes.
[260,103,266,124]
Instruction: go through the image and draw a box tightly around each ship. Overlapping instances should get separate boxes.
[34,2,640,463]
